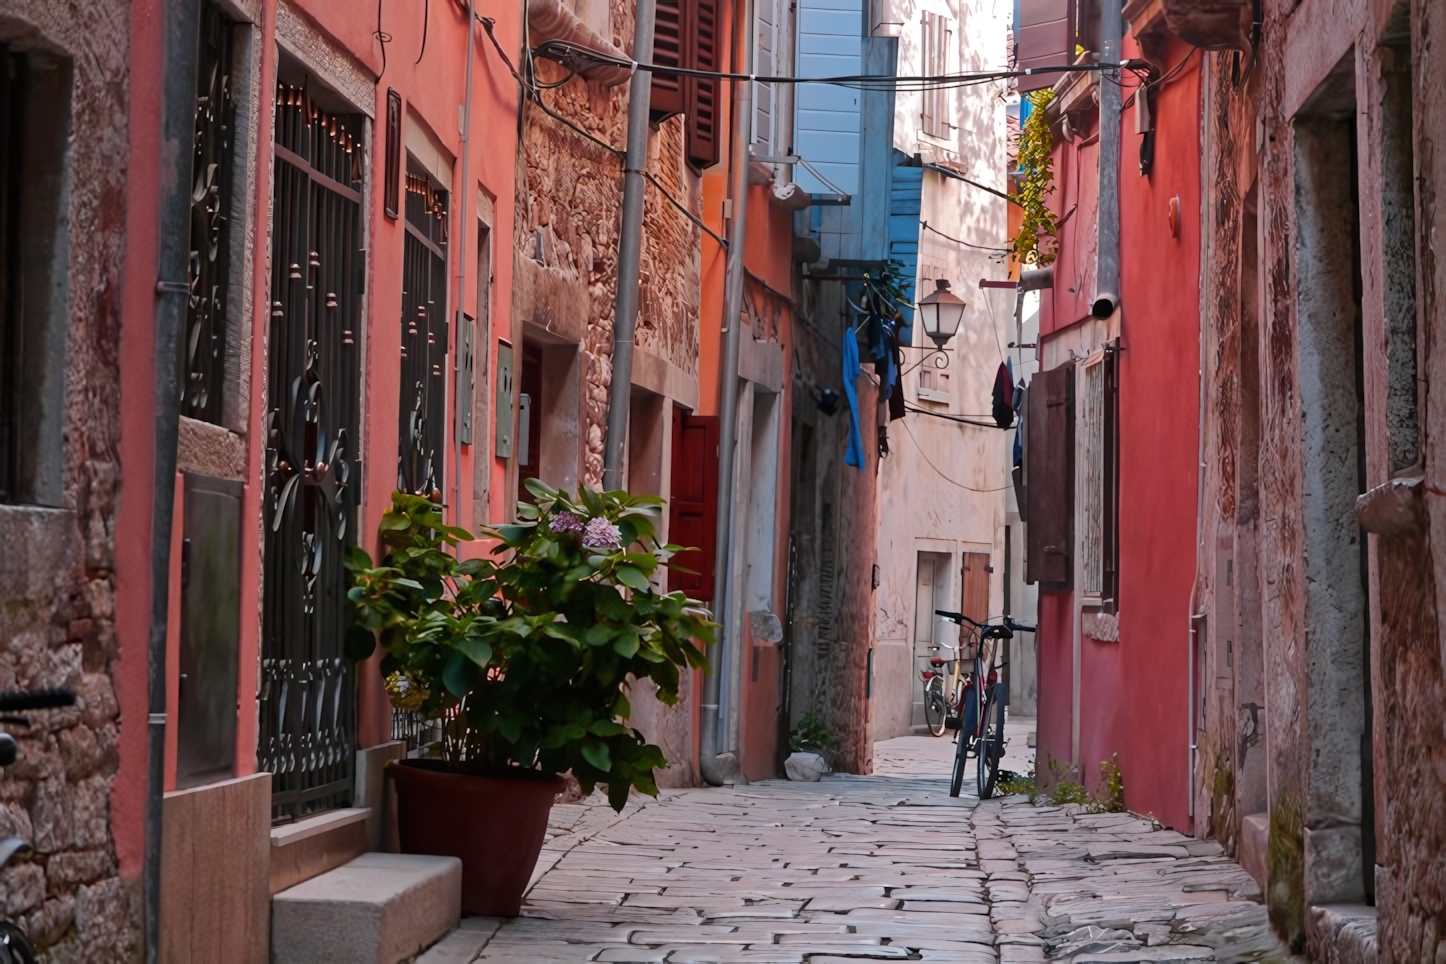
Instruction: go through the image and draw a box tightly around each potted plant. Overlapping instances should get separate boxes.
[346,482,712,915]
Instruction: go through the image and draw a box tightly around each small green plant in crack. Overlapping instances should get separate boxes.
[996,765,1039,802]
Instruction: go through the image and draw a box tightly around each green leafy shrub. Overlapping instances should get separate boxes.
[789,711,840,754]
[346,482,713,811]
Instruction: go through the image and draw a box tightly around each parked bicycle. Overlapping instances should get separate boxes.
[932,611,1034,799]
[0,687,77,964]
[919,640,964,737]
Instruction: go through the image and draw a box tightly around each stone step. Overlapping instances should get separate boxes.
[271,852,462,964]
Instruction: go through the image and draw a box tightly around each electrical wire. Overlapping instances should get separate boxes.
[375,0,392,78]
[477,17,728,257]
[900,419,1013,491]
[904,402,1001,429]
[920,220,1010,253]
[530,40,1133,91]
[416,0,429,63]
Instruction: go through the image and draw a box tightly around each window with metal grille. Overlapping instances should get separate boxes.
[397,166,449,498]
[261,78,363,822]
[651,0,720,169]
[181,3,237,424]
[0,43,71,507]
[921,13,950,139]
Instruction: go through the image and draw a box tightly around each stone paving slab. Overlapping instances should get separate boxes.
[436,726,1288,964]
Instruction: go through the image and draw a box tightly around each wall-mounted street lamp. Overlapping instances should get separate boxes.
[917,278,967,347]
[903,278,967,375]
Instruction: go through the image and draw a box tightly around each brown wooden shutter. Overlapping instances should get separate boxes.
[961,553,991,627]
[1102,344,1119,611]
[1015,0,1074,93]
[650,0,685,120]
[684,0,721,169]
[1025,362,1074,587]
[668,409,720,599]
[384,88,401,220]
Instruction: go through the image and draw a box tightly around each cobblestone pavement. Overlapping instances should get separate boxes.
[422,726,1286,964]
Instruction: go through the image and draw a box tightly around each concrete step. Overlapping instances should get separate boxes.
[271,852,462,964]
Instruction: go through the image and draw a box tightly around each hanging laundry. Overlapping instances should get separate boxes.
[842,328,867,469]
[1013,380,1026,467]
[888,332,906,421]
[991,362,1015,428]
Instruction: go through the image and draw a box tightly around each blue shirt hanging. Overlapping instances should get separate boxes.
[842,330,866,469]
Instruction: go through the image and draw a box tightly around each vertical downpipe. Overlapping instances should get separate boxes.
[700,0,756,785]
[148,0,203,957]
[601,0,658,489]
[455,0,479,529]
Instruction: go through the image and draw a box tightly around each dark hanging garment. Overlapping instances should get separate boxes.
[888,335,906,421]
[992,362,1015,428]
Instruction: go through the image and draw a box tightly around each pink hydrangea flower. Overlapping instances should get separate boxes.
[582,516,622,549]
[550,510,584,535]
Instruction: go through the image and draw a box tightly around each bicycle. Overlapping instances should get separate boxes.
[933,611,1034,799]
[919,642,964,737]
[0,687,77,964]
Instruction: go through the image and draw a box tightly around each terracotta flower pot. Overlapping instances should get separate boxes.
[388,761,566,916]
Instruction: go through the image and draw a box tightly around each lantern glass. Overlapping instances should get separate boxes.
[917,279,966,346]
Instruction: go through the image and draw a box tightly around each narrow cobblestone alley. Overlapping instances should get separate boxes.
[418,727,1286,964]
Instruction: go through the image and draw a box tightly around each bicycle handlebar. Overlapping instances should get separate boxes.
[935,610,1036,633]
[0,689,76,713]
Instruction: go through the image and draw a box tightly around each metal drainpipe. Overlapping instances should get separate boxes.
[455,0,479,529]
[700,0,755,787]
[1092,1,1121,320]
[600,0,658,490]
[147,0,202,957]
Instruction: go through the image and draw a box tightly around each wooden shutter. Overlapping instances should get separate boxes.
[961,553,991,627]
[1015,0,1074,93]
[684,0,721,169]
[1025,363,1074,587]
[668,409,720,599]
[1102,344,1119,611]
[650,0,685,120]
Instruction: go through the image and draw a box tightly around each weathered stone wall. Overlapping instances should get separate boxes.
[1197,0,1446,956]
[0,0,141,959]
[787,280,879,774]
[512,12,703,487]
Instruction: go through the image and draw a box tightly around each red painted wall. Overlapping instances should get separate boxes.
[1114,32,1200,832]
[1032,32,1200,831]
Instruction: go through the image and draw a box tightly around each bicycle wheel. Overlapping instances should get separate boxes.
[0,921,36,964]
[976,683,1005,799]
[949,723,968,796]
[923,676,947,737]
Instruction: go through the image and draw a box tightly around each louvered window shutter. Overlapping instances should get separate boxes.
[754,0,776,155]
[1025,363,1074,588]
[651,0,685,120]
[668,410,720,599]
[684,0,721,169]
[1016,0,1075,92]
[1101,344,1119,611]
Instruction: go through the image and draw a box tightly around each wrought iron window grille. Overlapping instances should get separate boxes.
[261,80,364,822]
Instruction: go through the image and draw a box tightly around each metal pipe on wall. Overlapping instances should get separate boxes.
[700,0,756,787]
[1093,0,1122,320]
[455,0,480,529]
[147,0,203,957]
[600,0,658,490]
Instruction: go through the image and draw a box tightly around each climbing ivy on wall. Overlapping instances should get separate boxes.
[1013,88,1057,267]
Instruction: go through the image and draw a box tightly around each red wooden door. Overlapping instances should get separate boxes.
[668,410,719,600]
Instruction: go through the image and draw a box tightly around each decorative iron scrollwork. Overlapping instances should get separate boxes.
[397,174,449,498]
[182,4,236,424]
[261,83,363,821]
